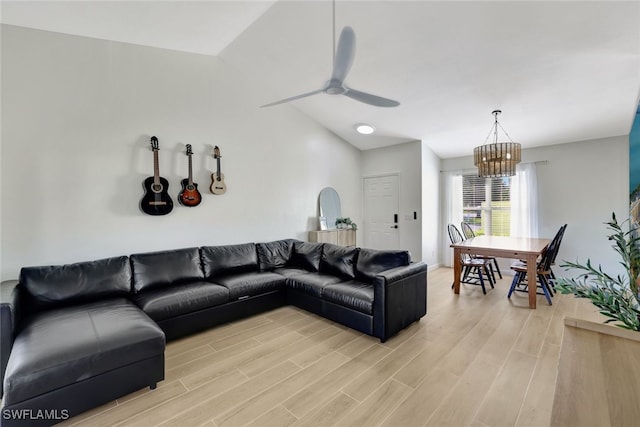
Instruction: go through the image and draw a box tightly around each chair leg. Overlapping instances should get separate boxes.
[485,266,495,288]
[547,270,557,293]
[477,267,487,294]
[507,273,519,298]
[538,274,553,305]
[462,266,472,282]
[493,258,503,279]
[487,264,497,284]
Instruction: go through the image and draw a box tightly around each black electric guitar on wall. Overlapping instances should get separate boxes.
[210,146,227,195]
[140,136,173,215]
[178,144,202,207]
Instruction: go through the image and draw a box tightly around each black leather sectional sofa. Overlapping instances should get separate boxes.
[0,239,427,426]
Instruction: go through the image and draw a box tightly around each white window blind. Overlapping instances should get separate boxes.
[462,174,512,236]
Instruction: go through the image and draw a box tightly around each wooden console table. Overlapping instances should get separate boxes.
[308,229,356,246]
[551,317,640,426]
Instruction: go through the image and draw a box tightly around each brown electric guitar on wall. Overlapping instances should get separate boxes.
[210,146,227,195]
[178,144,202,207]
[140,136,173,215]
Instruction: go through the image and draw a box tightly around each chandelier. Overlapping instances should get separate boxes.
[473,110,521,177]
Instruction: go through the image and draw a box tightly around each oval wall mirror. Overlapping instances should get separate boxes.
[318,187,341,230]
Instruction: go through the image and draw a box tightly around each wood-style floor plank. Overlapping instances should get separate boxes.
[334,379,412,426]
[515,341,561,427]
[475,350,539,426]
[291,392,358,427]
[381,367,460,427]
[214,351,350,427]
[61,267,627,427]
[282,344,392,418]
[424,358,501,427]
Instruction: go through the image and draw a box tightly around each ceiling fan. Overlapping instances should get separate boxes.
[261,4,400,108]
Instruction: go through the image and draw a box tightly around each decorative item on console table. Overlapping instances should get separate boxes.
[319,216,328,231]
[335,217,358,230]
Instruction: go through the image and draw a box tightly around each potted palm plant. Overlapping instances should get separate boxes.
[555,213,640,331]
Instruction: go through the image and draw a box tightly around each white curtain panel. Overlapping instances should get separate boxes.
[442,171,463,267]
[510,162,539,238]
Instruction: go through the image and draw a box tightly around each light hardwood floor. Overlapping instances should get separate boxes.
[59,268,605,427]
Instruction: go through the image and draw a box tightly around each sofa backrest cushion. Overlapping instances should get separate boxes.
[356,248,411,282]
[257,239,294,271]
[19,256,131,310]
[289,241,323,272]
[201,243,258,279]
[130,247,203,293]
[319,244,359,280]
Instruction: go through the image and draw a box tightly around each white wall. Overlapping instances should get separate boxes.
[421,143,441,269]
[0,25,362,280]
[361,141,423,261]
[441,135,630,277]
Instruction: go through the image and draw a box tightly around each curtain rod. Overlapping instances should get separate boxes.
[440,160,548,174]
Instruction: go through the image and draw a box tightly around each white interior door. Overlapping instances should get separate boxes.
[363,175,400,250]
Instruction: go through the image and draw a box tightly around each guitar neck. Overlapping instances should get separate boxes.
[153,150,160,186]
[188,154,194,185]
[217,157,222,179]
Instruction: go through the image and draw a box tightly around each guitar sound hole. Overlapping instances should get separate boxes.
[187,185,195,191]
[152,184,163,193]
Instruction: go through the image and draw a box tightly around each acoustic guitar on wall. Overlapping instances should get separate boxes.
[178,144,202,207]
[140,136,173,215]
[210,146,227,195]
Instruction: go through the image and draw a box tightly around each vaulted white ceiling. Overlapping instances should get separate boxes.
[2,1,639,158]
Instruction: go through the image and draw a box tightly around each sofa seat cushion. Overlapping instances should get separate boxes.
[133,281,229,322]
[214,272,285,300]
[286,273,342,298]
[273,267,314,278]
[3,298,164,406]
[323,281,374,314]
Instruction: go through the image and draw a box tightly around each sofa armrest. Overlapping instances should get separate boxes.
[372,262,427,342]
[1,280,21,398]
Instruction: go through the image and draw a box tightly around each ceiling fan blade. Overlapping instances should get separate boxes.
[260,89,324,108]
[343,88,400,107]
[330,26,355,84]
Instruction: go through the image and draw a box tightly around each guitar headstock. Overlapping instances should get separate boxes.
[150,136,159,151]
[214,146,221,159]
[186,144,193,156]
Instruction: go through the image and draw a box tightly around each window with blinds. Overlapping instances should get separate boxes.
[462,174,512,236]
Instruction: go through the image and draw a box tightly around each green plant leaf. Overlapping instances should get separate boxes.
[556,213,640,332]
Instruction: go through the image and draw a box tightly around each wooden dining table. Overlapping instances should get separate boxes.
[450,235,550,309]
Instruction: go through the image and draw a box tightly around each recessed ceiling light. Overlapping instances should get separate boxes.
[355,124,375,135]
